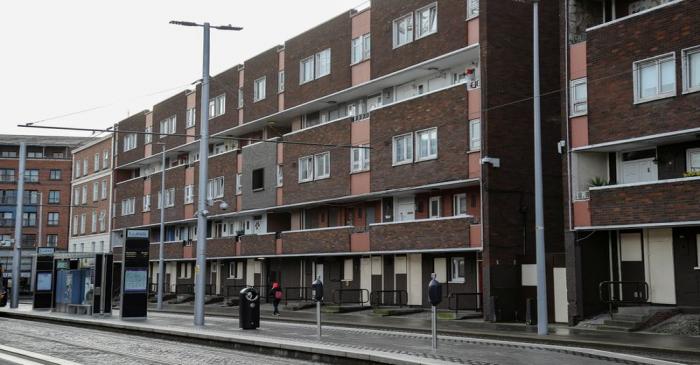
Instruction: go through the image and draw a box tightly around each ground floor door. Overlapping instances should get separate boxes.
[553,267,567,323]
[407,254,422,306]
[360,257,372,303]
[646,229,676,305]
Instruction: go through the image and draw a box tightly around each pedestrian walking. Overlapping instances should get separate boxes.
[270,282,282,316]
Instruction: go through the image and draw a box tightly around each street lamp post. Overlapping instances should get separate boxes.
[170,20,242,327]
[156,142,166,310]
[11,142,26,308]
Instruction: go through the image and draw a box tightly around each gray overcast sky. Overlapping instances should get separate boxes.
[0,0,364,137]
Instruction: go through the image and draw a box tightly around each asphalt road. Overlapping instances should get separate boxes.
[0,317,315,365]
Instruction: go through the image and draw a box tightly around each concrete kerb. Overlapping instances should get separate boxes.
[0,310,432,365]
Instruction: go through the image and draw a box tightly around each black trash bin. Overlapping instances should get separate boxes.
[239,287,260,330]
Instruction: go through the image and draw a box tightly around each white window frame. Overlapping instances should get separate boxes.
[186,107,196,128]
[633,52,676,104]
[253,76,266,102]
[235,174,242,195]
[695,234,700,270]
[450,257,466,283]
[94,153,100,172]
[351,145,370,173]
[99,211,106,232]
[121,198,135,216]
[351,37,363,65]
[315,48,331,79]
[276,165,283,187]
[103,150,109,169]
[123,133,137,152]
[415,127,438,162]
[81,186,87,205]
[453,193,467,216]
[314,152,331,180]
[184,184,194,204]
[415,3,438,40]
[91,211,97,233]
[300,56,315,84]
[429,196,441,218]
[159,115,176,138]
[682,45,700,94]
[393,13,414,48]
[72,215,79,235]
[80,214,86,234]
[237,88,244,109]
[101,180,107,200]
[298,156,314,183]
[278,71,285,93]
[570,78,588,117]
[469,119,481,151]
[92,182,99,202]
[207,176,224,200]
[392,133,414,166]
[467,0,479,19]
[209,94,226,119]
[144,126,153,144]
[687,148,700,173]
[143,194,151,212]
[83,159,88,176]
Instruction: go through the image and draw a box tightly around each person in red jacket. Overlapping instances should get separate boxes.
[270,282,282,316]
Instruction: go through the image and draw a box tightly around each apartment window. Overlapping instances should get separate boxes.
[143,194,151,212]
[298,156,314,183]
[121,198,135,216]
[351,33,371,64]
[92,182,99,201]
[159,115,177,138]
[1,212,13,227]
[123,133,137,152]
[144,126,153,144]
[467,0,479,19]
[415,128,438,161]
[351,145,370,173]
[101,180,107,200]
[99,211,106,232]
[209,94,226,119]
[252,168,264,191]
[469,119,481,151]
[278,71,285,93]
[453,193,467,216]
[22,212,37,227]
[393,13,414,48]
[91,211,97,233]
[634,53,676,103]
[183,184,194,204]
[103,150,109,169]
[81,185,87,204]
[27,151,43,159]
[74,163,81,178]
[73,188,80,206]
[47,212,59,226]
[300,56,315,84]
[0,169,15,182]
[186,107,196,128]
[316,49,331,78]
[24,190,39,205]
[429,196,441,218]
[207,177,224,200]
[1,151,17,158]
[415,3,438,39]
[80,214,86,233]
[49,169,61,181]
[158,188,175,208]
[314,152,330,180]
[570,78,588,116]
[228,261,242,279]
[276,165,283,187]
[237,88,244,109]
[451,257,465,283]
[94,153,100,171]
[254,76,266,102]
[392,133,414,165]
[72,215,78,235]
[235,173,242,195]
[46,234,58,247]
[24,169,39,183]
[682,46,700,93]
[83,159,88,176]
[48,190,60,204]
[687,148,700,173]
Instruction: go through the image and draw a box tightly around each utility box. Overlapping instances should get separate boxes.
[239,287,260,330]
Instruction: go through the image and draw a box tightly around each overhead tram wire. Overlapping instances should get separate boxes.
[17,124,372,150]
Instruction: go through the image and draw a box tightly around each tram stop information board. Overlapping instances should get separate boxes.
[121,229,149,319]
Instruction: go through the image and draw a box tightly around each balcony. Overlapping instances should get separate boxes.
[148,242,184,260]
[280,226,352,255]
[369,216,472,252]
[587,177,700,227]
[238,233,277,256]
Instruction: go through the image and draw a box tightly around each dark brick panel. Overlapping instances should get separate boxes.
[369,218,469,251]
[240,234,277,256]
[244,47,281,122]
[281,227,352,254]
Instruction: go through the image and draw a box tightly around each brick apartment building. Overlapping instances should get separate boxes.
[110,0,565,321]
[0,135,87,293]
[68,135,114,253]
[562,0,700,324]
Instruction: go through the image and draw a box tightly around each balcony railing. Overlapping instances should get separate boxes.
[369,216,472,252]
[239,233,277,256]
[280,226,352,255]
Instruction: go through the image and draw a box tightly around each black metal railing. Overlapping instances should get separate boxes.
[332,289,370,307]
[370,290,408,308]
[598,281,649,318]
[224,285,268,302]
[175,284,194,295]
[284,286,311,305]
[448,292,483,316]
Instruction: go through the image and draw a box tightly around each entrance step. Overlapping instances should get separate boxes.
[322,305,372,314]
[597,306,679,332]
[168,295,194,304]
[372,307,424,317]
[205,296,224,305]
[284,302,316,311]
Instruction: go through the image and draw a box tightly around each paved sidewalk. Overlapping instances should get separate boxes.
[0,305,689,365]
[149,302,700,362]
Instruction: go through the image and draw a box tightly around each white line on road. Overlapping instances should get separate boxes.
[0,345,81,365]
